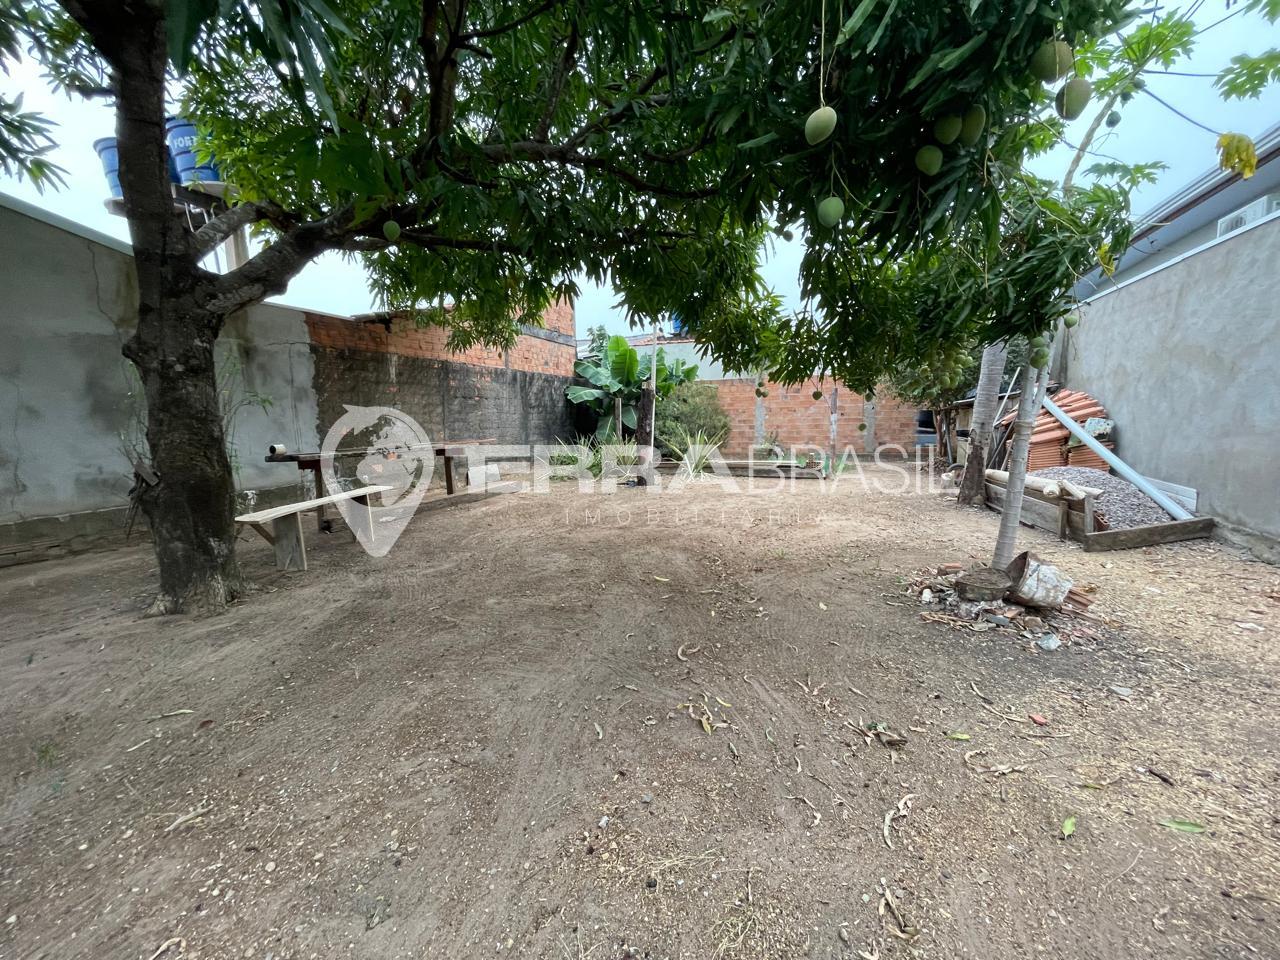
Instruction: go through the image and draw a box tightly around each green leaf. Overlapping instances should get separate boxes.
[1244,0,1280,20]
[738,132,779,150]
[566,385,608,404]
[945,731,971,741]
[574,359,608,382]
[605,335,640,385]
[836,0,880,46]
[1215,50,1280,100]
[865,0,900,53]
[1061,815,1077,838]
[165,0,218,73]
[905,29,989,96]
[1159,819,1206,833]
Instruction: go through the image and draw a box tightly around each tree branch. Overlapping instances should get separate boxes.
[191,201,288,255]
[424,0,469,141]
[464,0,559,40]
[475,137,716,200]
[536,20,579,141]
[203,206,356,315]
[343,231,522,254]
[55,0,129,66]
[566,155,720,200]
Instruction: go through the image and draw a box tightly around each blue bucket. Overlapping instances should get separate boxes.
[165,116,220,184]
[94,138,185,197]
[93,137,122,198]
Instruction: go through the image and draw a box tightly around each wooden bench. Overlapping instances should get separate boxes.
[264,439,495,530]
[236,485,392,571]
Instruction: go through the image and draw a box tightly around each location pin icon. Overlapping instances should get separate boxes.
[319,405,435,557]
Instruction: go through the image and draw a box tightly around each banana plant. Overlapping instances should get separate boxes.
[566,335,697,439]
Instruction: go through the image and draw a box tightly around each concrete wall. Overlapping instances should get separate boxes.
[303,307,575,447]
[0,198,325,555]
[0,198,139,529]
[1063,214,1280,551]
[0,195,575,564]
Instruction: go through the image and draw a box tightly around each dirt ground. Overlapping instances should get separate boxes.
[2,466,1278,960]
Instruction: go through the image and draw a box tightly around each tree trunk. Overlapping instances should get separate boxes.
[1062,89,1124,192]
[991,362,1045,570]
[112,13,241,613]
[957,341,1008,505]
[125,312,241,613]
[634,385,655,485]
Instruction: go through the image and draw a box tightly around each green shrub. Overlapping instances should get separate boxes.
[663,424,727,474]
[654,382,729,457]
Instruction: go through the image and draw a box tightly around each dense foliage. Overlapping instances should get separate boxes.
[655,381,731,457]
[10,0,1154,362]
[567,334,697,439]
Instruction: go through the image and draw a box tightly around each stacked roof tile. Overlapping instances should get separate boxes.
[999,389,1110,472]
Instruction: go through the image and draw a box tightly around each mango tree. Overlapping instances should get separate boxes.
[6,0,1147,611]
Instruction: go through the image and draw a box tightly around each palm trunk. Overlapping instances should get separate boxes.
[957,341,1007,505]
[991,362,1046,570]
[112,13,241,613]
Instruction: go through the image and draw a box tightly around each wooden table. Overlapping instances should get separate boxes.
[265,439,495,530]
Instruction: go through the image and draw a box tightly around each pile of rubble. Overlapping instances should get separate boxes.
[908,554,1102,650]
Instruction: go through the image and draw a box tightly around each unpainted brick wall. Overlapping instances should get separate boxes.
[708,376,921,457]
[305,300,576,378]
[304,303,577,445]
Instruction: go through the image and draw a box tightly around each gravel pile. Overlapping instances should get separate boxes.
[1031,465,1179,530]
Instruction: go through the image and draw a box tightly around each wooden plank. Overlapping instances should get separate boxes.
[1142,476,1198,513]
[1066,508,1086,539]
[985,483,1066,538]
[1080,516,1215,552]
[235,484,393,525]
[0,538,61,557]
[271,513,308,571]
[990,477,1085,512]
[246,522,275,545]
[347,493,374,546]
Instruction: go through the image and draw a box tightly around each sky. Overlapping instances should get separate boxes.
[2,6,1277,339]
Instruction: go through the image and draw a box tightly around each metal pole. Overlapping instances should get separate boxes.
[649,318,659,468]
[1041,396,1191,521]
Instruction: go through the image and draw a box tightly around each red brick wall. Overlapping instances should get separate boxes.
[303,300,575,377]
[708,376,920,457]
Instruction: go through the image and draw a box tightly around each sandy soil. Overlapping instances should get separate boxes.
[1,467,1278,960]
